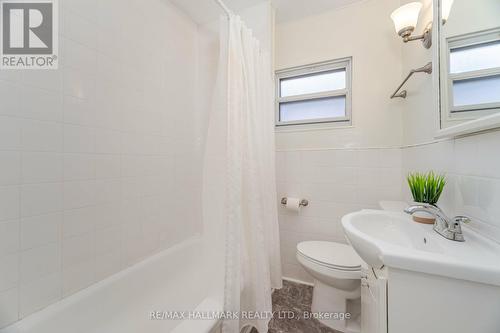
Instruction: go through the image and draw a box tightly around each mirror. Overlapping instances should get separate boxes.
[438,0,500,131]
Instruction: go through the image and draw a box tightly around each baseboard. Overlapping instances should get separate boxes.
[282,276,314,287]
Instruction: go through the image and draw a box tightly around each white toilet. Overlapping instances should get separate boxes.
[296,241,363,333]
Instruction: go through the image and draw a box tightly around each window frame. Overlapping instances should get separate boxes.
[275,57,352,127]
[445,28,500,116]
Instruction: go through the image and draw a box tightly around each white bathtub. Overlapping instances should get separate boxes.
[1,237,222,333]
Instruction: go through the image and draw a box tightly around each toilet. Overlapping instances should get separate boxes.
[296,241,363,333]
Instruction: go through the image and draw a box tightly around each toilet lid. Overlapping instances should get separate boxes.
[297,241,362,270]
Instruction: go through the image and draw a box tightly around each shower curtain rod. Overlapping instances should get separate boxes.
[214,0,232,17]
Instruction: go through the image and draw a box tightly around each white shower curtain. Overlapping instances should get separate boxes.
[203,15,282,333]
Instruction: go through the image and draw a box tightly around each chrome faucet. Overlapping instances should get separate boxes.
[404,203,470,242]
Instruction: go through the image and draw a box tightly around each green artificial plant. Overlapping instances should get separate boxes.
[407,171,446,205]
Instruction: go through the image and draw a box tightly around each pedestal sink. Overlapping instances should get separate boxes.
[342,209,500,286]
[342,210,500,333]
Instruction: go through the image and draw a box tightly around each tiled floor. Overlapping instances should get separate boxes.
[251,280,340,333]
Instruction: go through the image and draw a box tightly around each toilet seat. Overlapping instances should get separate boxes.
[297,241,362,272]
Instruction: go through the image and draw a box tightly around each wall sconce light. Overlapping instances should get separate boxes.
[390,2,432,49]
[441,0,454,24]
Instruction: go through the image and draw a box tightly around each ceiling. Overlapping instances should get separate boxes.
[272,0,364,22]
[168,0,263,24]
[169,0,365,24]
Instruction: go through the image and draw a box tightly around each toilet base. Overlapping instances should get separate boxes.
[311,279,361,333]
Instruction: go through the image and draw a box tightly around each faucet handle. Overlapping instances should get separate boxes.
[453,216,471,224]
[448,216,470,242]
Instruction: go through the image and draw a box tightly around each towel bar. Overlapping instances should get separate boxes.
[391,62,432,99]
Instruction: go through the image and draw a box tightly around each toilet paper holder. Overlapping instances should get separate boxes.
[281,197,309,207]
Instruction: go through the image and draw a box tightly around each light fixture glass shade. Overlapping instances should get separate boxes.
[390,2,423,34]
[441,0,454,22]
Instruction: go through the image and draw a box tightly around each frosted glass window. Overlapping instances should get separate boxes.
[453,75,500,107]
[280,70,346,97]
[279,97,346,122]
[276,58,351,126]
[450,41,500,74]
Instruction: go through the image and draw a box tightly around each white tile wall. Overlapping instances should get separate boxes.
[279,131,500,283]
[402,130,500,243]
[0,0,203,327]
[276,148,403,283]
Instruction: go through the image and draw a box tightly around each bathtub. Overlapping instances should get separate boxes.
[1,236,222,333]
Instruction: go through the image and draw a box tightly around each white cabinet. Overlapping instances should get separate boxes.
[386,268,500,333]
[361,265,500,333]
[360,265,387,333]
[361,267,500,333]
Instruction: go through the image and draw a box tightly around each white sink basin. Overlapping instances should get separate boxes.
[342,209,500,286]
